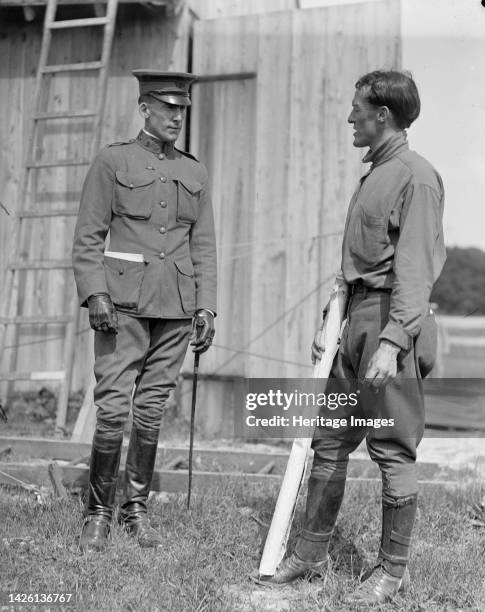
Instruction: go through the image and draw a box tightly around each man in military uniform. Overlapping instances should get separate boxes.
[72,71,217,553]
[262,70,445,604]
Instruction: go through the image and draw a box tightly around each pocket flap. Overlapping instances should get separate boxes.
[177,179,202,195]
[174,258,194,277]
[116,170,156,189]
[104,255,145,273]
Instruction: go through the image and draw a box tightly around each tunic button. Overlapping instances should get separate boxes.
[160,201,167,208]
[159,252,165,259]
[129,183,134,189]
[159,226,166,234]
[158,153,165,160]
[160,176,167,183]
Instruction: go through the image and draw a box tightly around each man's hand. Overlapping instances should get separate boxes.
[311,324,326,365]
[364,340,400,390]
[311,310,328,365]
[190,309,215,354]
[87,293,118,334]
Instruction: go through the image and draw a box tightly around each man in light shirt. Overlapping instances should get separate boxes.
[263,70,445,605]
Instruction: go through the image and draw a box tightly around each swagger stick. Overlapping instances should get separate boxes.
[187,317,205,510]
[258,279,349,578]
[187,351,200,510]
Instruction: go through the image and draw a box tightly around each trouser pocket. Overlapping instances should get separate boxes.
[415,309,438,379]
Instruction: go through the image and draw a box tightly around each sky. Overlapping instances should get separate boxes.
[401,0,485,250]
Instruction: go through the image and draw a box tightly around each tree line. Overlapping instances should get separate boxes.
[431,247,485,315]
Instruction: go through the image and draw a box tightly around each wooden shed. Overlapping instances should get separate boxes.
[0,0,401,437]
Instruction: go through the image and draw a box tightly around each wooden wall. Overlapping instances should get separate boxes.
[0,5,191,391]
[185,0,401,432]
[0,0,401,438]
[188,0,297,20]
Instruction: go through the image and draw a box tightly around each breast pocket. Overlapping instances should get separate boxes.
[176,179,202,224]
[114,171,156,219]
[350,210,389,265]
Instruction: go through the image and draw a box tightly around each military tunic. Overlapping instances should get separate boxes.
[72,131,217,431]
[73,130,217,318]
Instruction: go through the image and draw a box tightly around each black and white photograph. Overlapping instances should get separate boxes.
[0,0,484,610]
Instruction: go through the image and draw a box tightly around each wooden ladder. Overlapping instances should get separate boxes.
[0,0,119,433]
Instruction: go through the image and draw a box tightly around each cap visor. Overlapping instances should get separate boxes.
[149,93,191,107]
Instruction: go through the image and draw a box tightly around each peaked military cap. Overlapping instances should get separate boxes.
[133,70,197,107]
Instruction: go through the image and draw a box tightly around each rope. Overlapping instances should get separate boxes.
[211,343,313,369]
[210,273,334,375]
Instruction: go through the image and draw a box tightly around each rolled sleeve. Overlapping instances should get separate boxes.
[379,183,442,351]
[72,149,114,306]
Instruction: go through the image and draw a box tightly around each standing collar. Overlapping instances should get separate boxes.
[362,131,409,167]
[136,129,175,156]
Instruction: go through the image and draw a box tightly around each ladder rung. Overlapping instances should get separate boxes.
[0,371,66,382]
[0,316,72,325]
[48,17,109,30]
[19,209,79,218]
[41,61,103,74]
[26,159,91,168]
[34,110,97,120]
[10,260,72,270]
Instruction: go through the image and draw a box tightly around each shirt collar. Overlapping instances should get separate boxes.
[362,131,409,168]
[136,129,175,156]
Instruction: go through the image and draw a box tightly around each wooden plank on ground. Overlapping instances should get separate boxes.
[0,462,281,491]
[0,436,92,460]
[0,436,465,481]
[0,436,293,472]
[47,462,69,498]
[0,462,463,491]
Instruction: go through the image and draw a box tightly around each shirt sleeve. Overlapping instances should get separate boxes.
[379,182,442,350]
[72,149,114,306]
[189,165,218,314]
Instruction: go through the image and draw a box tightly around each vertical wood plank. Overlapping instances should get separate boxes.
[246,11,293,379]
[190,15,259,379]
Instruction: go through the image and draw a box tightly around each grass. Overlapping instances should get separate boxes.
[1,478,485,612]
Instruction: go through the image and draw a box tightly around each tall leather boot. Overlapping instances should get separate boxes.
[79,429,123,553]
[347,493,417,605]
[119,425,163,548]
[255,476,346,586]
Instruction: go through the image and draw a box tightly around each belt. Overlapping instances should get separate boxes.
[349,283,392,297]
